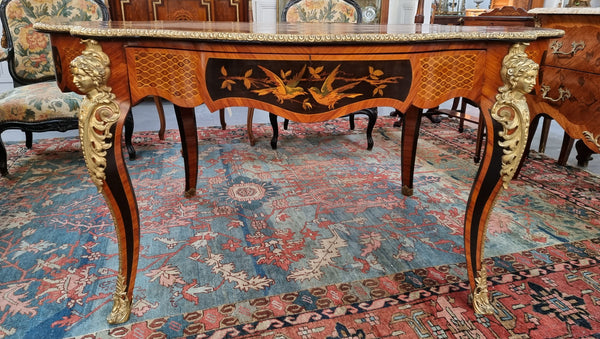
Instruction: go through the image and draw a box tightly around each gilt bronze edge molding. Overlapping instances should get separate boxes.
[34,22,563,44]
[34,22,72,33]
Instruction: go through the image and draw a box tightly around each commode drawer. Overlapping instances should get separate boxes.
[542,24,600,73]
[539,66,600,126]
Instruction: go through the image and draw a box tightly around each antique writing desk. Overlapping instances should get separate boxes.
[35,21,562,324]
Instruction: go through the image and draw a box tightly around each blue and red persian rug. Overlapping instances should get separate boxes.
[1,116,599,338]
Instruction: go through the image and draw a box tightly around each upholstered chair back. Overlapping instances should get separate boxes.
[282,0,362,23]
[0,0,109,86]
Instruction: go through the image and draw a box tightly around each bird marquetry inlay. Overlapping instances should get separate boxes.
[207,58,413,114]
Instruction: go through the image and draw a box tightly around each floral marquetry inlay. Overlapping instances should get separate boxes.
[207,58,412,114]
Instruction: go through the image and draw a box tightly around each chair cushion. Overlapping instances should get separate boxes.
[0,82,83,123]
[285,0,359,23]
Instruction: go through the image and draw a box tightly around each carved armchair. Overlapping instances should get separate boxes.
[269,0,378,150]
[0,0,135,176]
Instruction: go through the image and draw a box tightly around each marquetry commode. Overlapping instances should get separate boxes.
[527,8,600,166]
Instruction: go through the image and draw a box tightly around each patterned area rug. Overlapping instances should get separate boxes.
[0,116,599,338]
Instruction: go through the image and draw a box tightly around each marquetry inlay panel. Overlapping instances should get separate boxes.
[417,53,479,101]
[204,57,413,115]
[127,48,201,101]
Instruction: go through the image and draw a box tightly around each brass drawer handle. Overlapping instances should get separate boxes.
[550,40,585,57]
[541,85,571,102]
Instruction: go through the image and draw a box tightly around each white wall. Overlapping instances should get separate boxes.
[0,62,12,92]
[252,0,278,25]
[388,0,422,24]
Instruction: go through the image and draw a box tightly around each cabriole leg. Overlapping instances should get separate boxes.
[465,43,538,314]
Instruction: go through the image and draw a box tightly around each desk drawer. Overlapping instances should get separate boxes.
[126,47,485,113]
[542,24,600,73]
[539,66,600,125]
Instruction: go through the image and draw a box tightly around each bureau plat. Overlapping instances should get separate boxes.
[36,20,562,324]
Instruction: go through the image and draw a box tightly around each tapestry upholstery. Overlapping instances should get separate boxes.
[2,0,105,83]
[284,0,360,23]
[0,82,82,122]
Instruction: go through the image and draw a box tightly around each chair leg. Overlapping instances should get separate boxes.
[25,131,33,149]
[219,108,227,130]
[0,134,7,176]
[523,114,542,161]
[457,98,467,133]
[538,116,552,153]
[153,96,166,140]
[269,113,279,150]
[393,111,404,127]
[346,109,377,150]
[423,110,442,123]
[216,107,254,145]
[247,107,255,146]
[575,139,594,167]
[557,132,575,166]
[124,110,137,160]
[363,108,377,151]
[276,109,376,150]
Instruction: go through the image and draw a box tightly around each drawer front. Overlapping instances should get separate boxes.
[542,23,600,73]
[539,66,600,126]
[126,47,485,117]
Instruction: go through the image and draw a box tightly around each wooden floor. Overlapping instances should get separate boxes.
[3,100,599,175]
